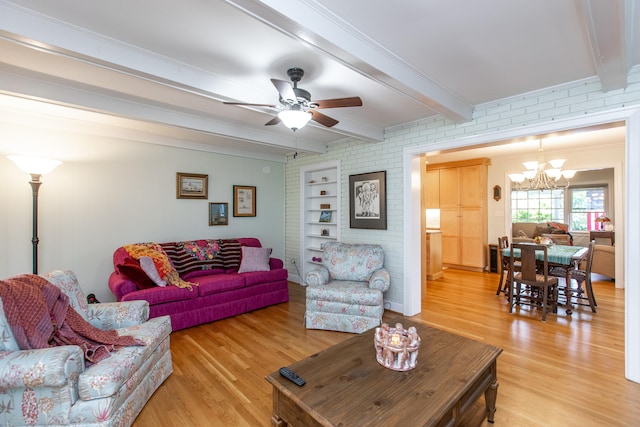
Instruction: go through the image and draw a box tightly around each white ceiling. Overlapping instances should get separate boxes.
[0,0,638,160]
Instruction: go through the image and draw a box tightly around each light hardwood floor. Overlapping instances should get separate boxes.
[133,269,639,426]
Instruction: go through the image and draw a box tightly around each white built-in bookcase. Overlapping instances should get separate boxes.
[300,160,341,280]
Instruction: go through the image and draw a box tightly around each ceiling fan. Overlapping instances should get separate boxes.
[223,67,363,130]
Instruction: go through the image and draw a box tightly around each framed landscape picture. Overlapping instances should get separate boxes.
[233,185,256,217]
[209,202,228,226]
[349,170,387,230]
[176,172,208,199]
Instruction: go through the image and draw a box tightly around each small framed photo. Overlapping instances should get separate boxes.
[177,172,208,199]
[319,211,332,223]
[209,202,228,226]
[233,185,256,217]
[320,203,331,209]
[321,229,329,236]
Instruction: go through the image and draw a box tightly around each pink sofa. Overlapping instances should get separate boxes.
[108,237,288,330]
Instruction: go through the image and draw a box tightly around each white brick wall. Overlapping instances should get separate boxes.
[285,67,640,307]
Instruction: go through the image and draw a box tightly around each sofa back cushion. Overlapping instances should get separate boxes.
[160,240,224,278]
[322,242,384,281]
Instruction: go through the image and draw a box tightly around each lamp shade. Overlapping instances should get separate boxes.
[8,155,62,175]
[508,173,525,183]
[278,110,312,130]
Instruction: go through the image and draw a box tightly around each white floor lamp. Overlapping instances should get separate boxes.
[8,155,62,274]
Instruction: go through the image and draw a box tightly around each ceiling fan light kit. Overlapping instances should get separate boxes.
[508,140,578,190]
[278,109,312,130]
[224,67,362,132]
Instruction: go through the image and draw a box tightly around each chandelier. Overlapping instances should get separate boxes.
[508,140,577,190]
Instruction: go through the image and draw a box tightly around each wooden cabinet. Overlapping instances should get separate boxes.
[425,169,440,209]
[426,158,490,271]
[300,161,341,279]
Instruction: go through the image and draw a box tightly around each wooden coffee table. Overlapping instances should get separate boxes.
[266,318,502,426]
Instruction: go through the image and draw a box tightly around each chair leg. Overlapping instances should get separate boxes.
[495,269,505,295]
[509,280,516,313]
[585,278,597,313]
[541,286,548,322]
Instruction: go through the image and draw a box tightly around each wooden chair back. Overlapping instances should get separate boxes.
[511,243,550,285]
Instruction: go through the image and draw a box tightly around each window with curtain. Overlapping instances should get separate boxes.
[569,186,607,231]
[511,189,565,223]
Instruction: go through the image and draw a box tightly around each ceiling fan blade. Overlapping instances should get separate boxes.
[313,97,363,109]
[223,102,278,108]
[265,116,281,126]
[310,110,339,127]
[271,79,297,103]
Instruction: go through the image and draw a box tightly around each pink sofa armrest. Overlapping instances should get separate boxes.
[269,258,284,269]
[108,272,138,301]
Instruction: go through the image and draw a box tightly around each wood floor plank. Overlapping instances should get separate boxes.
[134,270,640,426]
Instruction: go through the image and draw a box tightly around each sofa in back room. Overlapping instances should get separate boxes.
[108,237,289,331]
[511,222,573,245]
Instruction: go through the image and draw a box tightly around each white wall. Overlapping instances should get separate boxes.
[1,122,285,302]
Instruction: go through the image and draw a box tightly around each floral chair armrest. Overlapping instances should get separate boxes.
[0,346,84,389]
[369,268,390,292]
[85,300,150,329]
[304,266,330,287]
[0,347,84,425]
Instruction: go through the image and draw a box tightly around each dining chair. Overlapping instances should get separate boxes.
[495,236,520,296]
[509,243,559,321]
[563,240,597,314]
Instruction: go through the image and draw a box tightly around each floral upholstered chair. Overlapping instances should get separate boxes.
[0,269,172,426]
[303,242,390,333]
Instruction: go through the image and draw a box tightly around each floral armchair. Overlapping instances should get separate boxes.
[303,242,390,333]
[0,270,172,426]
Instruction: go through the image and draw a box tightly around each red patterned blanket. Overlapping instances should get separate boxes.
[0,274,142,364]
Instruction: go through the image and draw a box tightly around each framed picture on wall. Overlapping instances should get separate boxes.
[176,172,208,199]
[349,170,387,230]
[209,202,228,225]
[233,185,256,217]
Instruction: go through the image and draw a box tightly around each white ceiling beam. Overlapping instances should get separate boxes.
[577,0,630,91]
[226,0,474,122]
[0,66,330,156]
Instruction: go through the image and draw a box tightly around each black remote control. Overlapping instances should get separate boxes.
[279,367,306,386]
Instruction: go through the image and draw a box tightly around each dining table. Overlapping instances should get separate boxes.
[502,243,589,311]
[502,244,588,270]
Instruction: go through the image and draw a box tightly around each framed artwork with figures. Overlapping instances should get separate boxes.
[349,170,386,230]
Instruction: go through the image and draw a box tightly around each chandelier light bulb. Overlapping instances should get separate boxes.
[545,168,562,179]
[548,159,566,169]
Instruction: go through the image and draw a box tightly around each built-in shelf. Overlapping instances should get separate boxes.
[300,161,341,279]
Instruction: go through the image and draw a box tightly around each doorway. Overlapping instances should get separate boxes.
[402,107,640,383]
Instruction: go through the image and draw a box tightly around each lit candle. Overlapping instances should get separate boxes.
[390,334,401,345]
